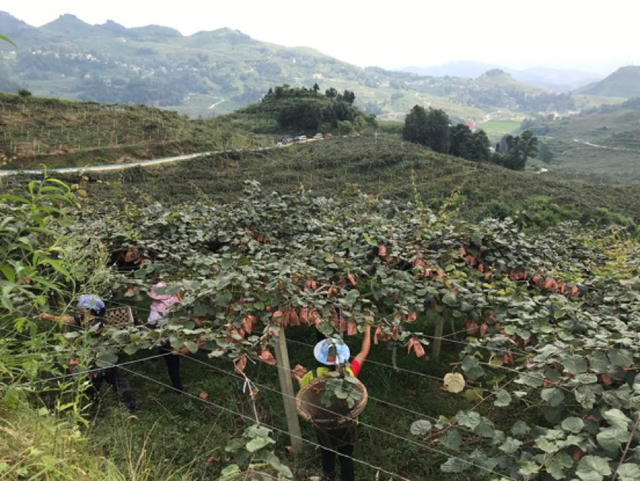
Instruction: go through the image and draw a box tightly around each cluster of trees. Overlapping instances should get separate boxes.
[257,84,374,133]
[403,105,538,170]
[265,84,356,105]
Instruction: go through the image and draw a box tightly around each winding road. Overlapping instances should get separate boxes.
[0,146,276,178]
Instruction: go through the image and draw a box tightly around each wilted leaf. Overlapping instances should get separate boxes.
[443,373,466,393]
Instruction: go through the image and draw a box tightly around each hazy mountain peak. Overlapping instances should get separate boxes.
[0,11,35,37]
[577,65,640,98]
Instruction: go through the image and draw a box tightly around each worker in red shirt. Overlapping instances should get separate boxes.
[295,324,371,481]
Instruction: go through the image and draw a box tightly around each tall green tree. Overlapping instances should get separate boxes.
[424,108,451,154]
[497,130,539,170]
[403,105,429,145]
[403,106,451,153]
[450,124,490,161]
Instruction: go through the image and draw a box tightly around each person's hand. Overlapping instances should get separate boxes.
[292,364,308,383]
[39,312,54,321]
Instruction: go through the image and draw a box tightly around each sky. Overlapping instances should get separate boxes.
[3,0,640,73]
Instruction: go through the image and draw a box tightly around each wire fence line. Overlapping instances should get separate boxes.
[11,350,175,389]
[180,354,515,480]
[118,363,412,481]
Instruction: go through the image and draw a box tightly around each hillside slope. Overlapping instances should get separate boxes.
[577,66,640,98]
[7,135,636,228]
[0,92,267,169]
[524,98,640,183]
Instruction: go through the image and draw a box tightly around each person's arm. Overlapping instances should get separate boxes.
[39,312,75,324]
[353,324,372,367]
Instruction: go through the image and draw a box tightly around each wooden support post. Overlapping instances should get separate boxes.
[432,316,444,361]
[274,329,303,456]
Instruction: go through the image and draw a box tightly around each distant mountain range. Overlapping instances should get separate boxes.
[403,61,603,92]
[0,11,634,122]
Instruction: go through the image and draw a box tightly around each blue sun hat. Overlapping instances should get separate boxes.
[77,295,105,313]
[314,337,350,365]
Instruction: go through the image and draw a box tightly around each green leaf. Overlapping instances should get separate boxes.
[602,409,632,429]
[441,292,458,307]
[185,341,198,353]
[518,461,540,476]
[344,289,359,307]
[535,437,559,453]
[511,421,530,437]
[499,437,522,454]
[563,356,587,375]
[440,456,467,473]
[246,436,273,453]
[461,356,484,380]
[541,388,565,407]
[546,452,574,480]
[463,388,483,402]
[617,463,640,481]
[457,411,482,430]
[561,417,584,434]
[123,344,139,355]
[517,372,544,387]
[608,349,633,368]
[576,455,613,481]
[596,427,628,452]
[214,291,233,307]
[588,351,610,372]
[410,420,432,436]
[494,390,512,407]
[219,464,241,476]
[439,429,462,451]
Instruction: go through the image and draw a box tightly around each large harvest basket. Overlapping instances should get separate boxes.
[296,376,368,426]
[105,306,135,329]
[296,376,368,448]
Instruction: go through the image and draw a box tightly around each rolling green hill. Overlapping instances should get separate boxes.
[7,135,637,230]
[0,92,267,169]
[577,66,640,98]
[523,98,640,183]
[0,11,569,122]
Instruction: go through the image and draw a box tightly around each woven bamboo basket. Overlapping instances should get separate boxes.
[296,375,368,429]
[105,306,135,329]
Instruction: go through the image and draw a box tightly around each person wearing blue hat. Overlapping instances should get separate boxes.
[296,324,371,481]
[40,295,137,414]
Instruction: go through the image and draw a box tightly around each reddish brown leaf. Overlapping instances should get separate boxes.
[465,319,479,335]
[378,245,387,256]
[234,356,247,373]
[599,373,613,386]
[289,309,300,327]
[544,277,557,291]
[480,323,489,337]
[407,312,417,323]
[299,308,310,324]
[259,350,277,365]
[241,315,255,334]
[347,273,356,286]
[199,391,209,400]
[413,339,426,358]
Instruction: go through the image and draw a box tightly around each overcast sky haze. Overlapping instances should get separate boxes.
[4,0,640,74]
